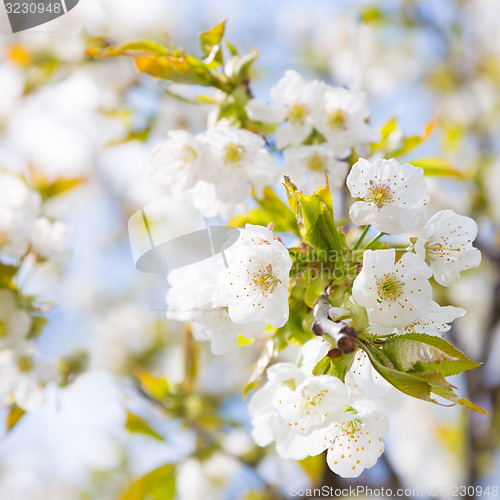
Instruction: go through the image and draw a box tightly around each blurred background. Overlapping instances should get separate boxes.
[0,0,499,498]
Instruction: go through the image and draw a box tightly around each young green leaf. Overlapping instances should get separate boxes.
[228,187,300,236]
[126,412,164,441]
[381,333,480,377]
[119,464,176,500]
[284,176,343,257]
[312,350,356,381]
[199,20,226,66]
[391,115,438,157]
[406,158,469,179]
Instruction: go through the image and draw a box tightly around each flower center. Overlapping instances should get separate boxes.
[341,418,362,437]
[182,144,198,164]
[307,152,327,172]
[287,103,310,125]
[0,322,5,337]
[366,183,393,208]
[424,240,460,263]
[376,273,404,302]
[224,143,244,165]
[17,355,34,372]
[253,264,280,293]
[327,109,347,129]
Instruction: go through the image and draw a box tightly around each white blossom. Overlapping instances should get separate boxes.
[249,360,389,477]
[177,453,242,500]
[0,173,40,258]
[0,343,57,411]
[369,301,466,337]
[313,86,380,152]
[352,249,433,328]
[191,180,243,219]
[345,350,391,399]
[246,70,321,149]
[283,144,349,193]
[213,224,292,328]
[31,217,72,262]
[323,407,389,478]
[249,363,330,460]
[272,375,350,434]
[167,262,264,355]
[415,209,481,286]
[198,121,280,203]
[347,158,428,234]
[0,289,31,349]
[148,130,205,193]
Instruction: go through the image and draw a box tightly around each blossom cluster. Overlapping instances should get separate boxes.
[167,224,291,355]
[156,66,482,479]
[0,171,72,411]
[149,70,381,218]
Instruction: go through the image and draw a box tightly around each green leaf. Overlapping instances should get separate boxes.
[199,20,226,66]
[29,316,48,339]
[0,263,17,286]
[134,368,170,401]
[125,412,164,441]
[362,342,440,402]
[407,158,469,179]
[304,275,330,308]
[299,454,326,487]
[100,40,169,57]
[372,116,397,151]
[381,333,480,377]
[100,41,225,89]
[284,177,343,257]
[312,350,356,381]
[33,175,86,200]
[228,187,300,236]
[359,6,386,23]
[361,342,486,414]
[391,115,438,157]
[232,49,259,82]
[119,464,176,500]
[344,297,368,334]
[7,405,25,432]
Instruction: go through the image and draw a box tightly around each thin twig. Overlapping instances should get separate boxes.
[312,289,357,353]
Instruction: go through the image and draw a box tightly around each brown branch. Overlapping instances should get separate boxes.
[311,289,357,353]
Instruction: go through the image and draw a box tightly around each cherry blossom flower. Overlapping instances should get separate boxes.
[415,209,482,286]
[177,453,242,500]
[323,407,389,478]
[249,363,336,460]
[0,342,58,411]
[191,180,244,219]
[352,249,433,328]
[0,173,40,258]
[272,375,350,433]
[167,262,264,355]
[369,301,465,337]
[345,350,391,398]
[283,144,349,193]
[246,70,321,149]
[31,217,72,262]
[148,130,205,193]
[213,225,292,328]
[313,86,380,152]
[249,359,389,476]
[347,158,429,234]
[0,289,31,349]
[198,121,280,203]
